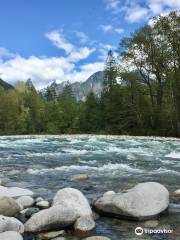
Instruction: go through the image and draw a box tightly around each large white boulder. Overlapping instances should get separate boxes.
[94,182,169,220]
[0,197,20,217]
[0,186,33,198]
[24,205,77,232]
[0,215,24,233]
[0,231,23,240]
[53,188,92,217]
[16,196,34,209]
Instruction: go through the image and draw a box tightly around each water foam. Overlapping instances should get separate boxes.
[27,163,143,175]
[165,152,180,159]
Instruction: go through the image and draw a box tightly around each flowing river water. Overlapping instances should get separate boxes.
[0,135,180,239]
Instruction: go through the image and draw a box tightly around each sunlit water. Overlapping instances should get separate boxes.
[0,136,180,240]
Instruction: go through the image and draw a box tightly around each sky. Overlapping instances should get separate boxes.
[0,0,179,89]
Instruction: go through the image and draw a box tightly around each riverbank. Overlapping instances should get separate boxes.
[0,134,179,141]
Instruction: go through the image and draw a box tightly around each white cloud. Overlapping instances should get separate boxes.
[100,24,124,34]
[0,31,106,89]
[68,47,95,62]
[75,31,89,44]
[0,48,17,59]
[0,55,104,89]
[45,31,74,54]
[104,0,180,23]
[124,5,149,23]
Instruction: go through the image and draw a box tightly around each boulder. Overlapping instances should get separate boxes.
[0,215,24,233]
[71,174,89,181]
[94,182,169,220]
[74,215,95,237]
[24,205,77,233]
[37,230,65,239]
[53,188,92,217]
[0,231,23,240]
[83,237,111,240]
[0,186,33,198]
[16,196,34,209]
[0,197,20,217]
[36,200,49,209]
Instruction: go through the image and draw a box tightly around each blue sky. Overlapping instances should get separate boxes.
[0,0,179,89]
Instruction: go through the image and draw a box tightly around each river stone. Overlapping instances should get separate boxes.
[74,216,95,237]
[83,237,111,240]
[0,215,24,233]
[0,197,20,217]
[0,186,33,198]
[71,174,89,181]
[53,188,92,217]
[35,197,44,203]
[36,200,49,209]
[143,220,159,228]
[0,231,23,240]
[16,196,34,209]
[37,230,65,239]
[94,182,169,220]
[24,205,77,232]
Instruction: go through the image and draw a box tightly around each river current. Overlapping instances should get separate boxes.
[0,135,180,239]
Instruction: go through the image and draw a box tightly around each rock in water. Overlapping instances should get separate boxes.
[24,206,77,232]
[74,215,95,237]
[0,215,24,233]
[94,182,169,220]
[0,231,23,240]
[0,197,20,217]
[0,186,33,198]
[83,237,111,240]
[16,196,34,209]
[36,200,49,209]
[53,188,92,217]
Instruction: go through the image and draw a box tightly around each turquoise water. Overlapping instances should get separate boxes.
[0,136,180,239]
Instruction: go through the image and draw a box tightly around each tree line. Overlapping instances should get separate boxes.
[0,11,179,136]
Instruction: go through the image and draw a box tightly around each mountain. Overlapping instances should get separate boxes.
[47,71,104,101]
[0,78,14,90]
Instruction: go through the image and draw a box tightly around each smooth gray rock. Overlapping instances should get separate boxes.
[94,182,169,220]
[37,230,65,239]
[0,186,33,198]
[74,215,95,237]
[0,231,23,240]
[53,188,92,217]
[0,215,24,233]
[36,200,49,209]
[24,205,77,233]
[16,196,34,209]
[0,197,20,217]
[83,237,111,240]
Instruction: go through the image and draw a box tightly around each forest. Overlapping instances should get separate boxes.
[0,11,180,137]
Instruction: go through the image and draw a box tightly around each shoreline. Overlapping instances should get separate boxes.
[0,134,179,141]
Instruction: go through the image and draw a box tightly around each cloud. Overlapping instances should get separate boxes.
[124,5,149,23]
[45,31,74,54]
[104,0,180,23]
[0,55,104,89]
[0,31,99,89]
[46,30,95,62]
[0,48,17,59]
[100,24,124,34]
[75,31,89,44]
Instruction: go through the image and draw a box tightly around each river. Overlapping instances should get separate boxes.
[0,135,180,239]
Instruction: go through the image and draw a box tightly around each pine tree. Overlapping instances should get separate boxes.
[103,50,118,91]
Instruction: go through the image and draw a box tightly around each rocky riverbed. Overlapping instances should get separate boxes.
[0,135,180,239]
[0,182,179,240]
